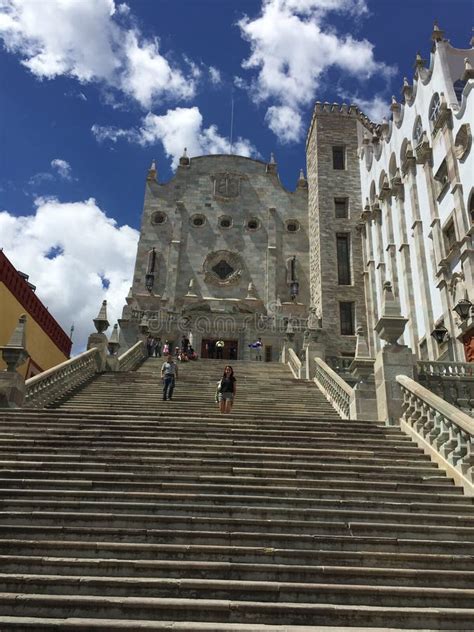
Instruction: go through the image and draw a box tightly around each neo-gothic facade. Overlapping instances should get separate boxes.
[121,28,473,363]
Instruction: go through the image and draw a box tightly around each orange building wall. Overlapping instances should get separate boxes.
[0,283,69,377]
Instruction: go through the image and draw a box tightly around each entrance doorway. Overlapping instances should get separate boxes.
[201,339,238,360]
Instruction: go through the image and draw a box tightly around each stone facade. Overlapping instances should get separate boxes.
[306,105,369,359]
[120,154,310,360]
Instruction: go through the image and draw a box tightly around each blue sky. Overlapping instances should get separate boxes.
[0,0,472,352]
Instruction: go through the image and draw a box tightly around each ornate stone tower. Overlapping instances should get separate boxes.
[306,103,371,359]
[120,153,310,360]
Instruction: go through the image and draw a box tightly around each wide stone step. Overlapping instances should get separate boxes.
[1,512,473,541]
[1,574,474,608]
[0,593,473,628]
[0,539,471,570]
[0,477,466,502]
[2,488,471,515]
[1,499,472,527]
[1,555,473,588]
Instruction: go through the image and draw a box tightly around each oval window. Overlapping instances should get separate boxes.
[151,211,167,225]
[191,214,206,227]
[219,216,232,229]
[247,218,260,230]
[286,220,300,232]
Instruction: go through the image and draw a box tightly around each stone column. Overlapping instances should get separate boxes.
[266,207,278,309]
[0,314,29,408]
[405,154,437,359]
[372,199,386,309]
[165,201,184,307]
[392,178,419,352]
[379,177,399,298]
[362,206,379,354]
[374,282,415,426]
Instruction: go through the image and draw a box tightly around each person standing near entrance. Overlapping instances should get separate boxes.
[217,365,236,414]
[249,337,263,361]
[216,338,225,360]
[161,354,178,401]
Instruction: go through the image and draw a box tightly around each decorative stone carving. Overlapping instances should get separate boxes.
[374,281,409,346]
[203,250,243,286]
[454,123,471,162]
[212,172,241,199]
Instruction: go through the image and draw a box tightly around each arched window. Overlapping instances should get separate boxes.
[428,93,441,129]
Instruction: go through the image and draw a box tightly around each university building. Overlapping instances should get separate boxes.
[120,27,473,364]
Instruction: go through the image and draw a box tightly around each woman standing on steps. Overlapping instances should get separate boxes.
[217,365,236,414]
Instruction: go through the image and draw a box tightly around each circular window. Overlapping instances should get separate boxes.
[247,218,260,231]
[286,219,300,232]
[219,216,232,229]
[151,211,167,225]
[190,214,206,227]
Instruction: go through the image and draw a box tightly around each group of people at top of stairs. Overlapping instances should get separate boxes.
[160,353,237,413]
[147,335,198,362]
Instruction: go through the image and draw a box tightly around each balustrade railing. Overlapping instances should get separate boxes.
[398,374,474,495]
[287,347,303,379]
[25,347,100,408]
[314,357,352,419]
[118,340,146,372]
[416,361,474,415]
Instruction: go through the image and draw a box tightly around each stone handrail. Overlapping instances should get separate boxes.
[314,357,352,419]
[287,347,302,379]
[25,347,100,408]
[397,374,474,496]
[118,340,146,372]
[418,361,474,377]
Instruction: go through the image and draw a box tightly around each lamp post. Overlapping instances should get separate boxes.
[431,325,449,345]
[453,293,473,321]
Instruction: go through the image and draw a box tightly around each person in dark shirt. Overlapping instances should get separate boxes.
[217,365,236,414]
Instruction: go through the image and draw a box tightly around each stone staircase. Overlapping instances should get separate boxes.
[0,358,473,630]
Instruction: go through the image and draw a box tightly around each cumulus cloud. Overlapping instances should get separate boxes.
[0,197,139,353]
[0,0,198,108]
[238,0,395,141]
[209,66,222,85]
[92,106,258,168]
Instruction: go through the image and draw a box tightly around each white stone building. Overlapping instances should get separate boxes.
[358,25,474,362]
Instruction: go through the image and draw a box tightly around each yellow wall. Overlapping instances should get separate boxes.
[0,283,68,377]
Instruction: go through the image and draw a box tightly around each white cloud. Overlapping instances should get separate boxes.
[209,66,222,85]
[92,106,258,168]
[51,159,73,181]
[352,94,389,123]
[238,0,395,141]
[0,0,198,108]
[0,197,139,353]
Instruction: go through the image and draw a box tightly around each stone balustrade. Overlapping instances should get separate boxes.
[25,348,100,408]
[397,374,474,496]
[118,340,146,372]
[314,357,352,419]
[287,347,303,379]
[416,361,474,415]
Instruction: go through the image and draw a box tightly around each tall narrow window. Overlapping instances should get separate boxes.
[336,233,351,285]
[332,146,345,170]
[334,197,349,218]
[340,302,355,335]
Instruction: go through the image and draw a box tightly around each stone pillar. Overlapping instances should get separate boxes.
[372,200,386,309]
[392,182,419,351]
[266,207,277,309]
[106,324,120,372]
[349,327,377,420]
[87,300,110,373]
[362,207,379,355]
[405,155,437,359]
[0,314,29,408]
[165,201,184,307]
[374,282,415,426]
[379,178,399,298]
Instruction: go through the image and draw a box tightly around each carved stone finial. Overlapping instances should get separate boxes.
[179,148,190,167]
[462,57,474,81]
[374,281,408,346]
[270,152,276,164]
[107,324,120,356]
[93,300,109,334]
[147,158,157,182]
[431,20,444,42]
[414,51,426,71]
[186,278,198,297]
[246,282,258,300]
[0,314,29,372]
[297,168,307,188]
[266,152,277,174]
